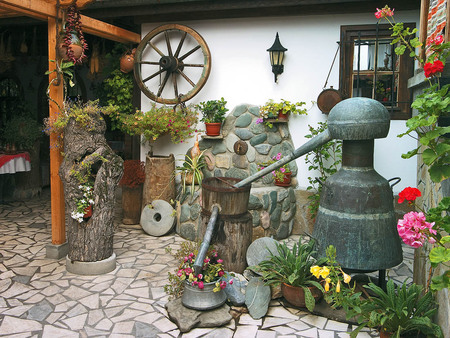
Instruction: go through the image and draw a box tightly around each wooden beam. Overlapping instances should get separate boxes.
[48,15,66,246]
[419,0,429,63]
[0,0,140,44]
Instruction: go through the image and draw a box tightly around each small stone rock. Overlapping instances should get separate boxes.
[235,128,254,140]
[279,124,291,138]
[212,142,227,155]
[225,168,248,180]
[248,105,260,116]
[260,211,270,229]
[180,223,197,241]
[267,133,282,145]
[250,122,266,134]
[180,204,190,223]
[270,284,283,299]
[190,203,201,220]
[225,133,239,152]
[165,298,232,333]
[254,144,272,155]
[277,189,289,202]
[250,210,260,226]
[249,134,267,146]
[232,154,248,169]
[275,221,290,239]
[223,272,245,306]
[246,144,256,163]
[215,155,231,169]
[248,195,263,210]
[235,113,252,128]
[232,104,248,117]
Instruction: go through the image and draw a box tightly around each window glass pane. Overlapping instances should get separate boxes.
[376,40,394,71]
[353,40,375,71]
[352,74,373,98]
[375,74,398,106]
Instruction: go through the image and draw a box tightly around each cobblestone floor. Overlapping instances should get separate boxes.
[0,188,414,337]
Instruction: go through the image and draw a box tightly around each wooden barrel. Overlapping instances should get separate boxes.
[199,211,252,274]
[201,177,251,216]
[142,154,175,208]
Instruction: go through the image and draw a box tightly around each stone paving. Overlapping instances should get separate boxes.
[0,188,414,337]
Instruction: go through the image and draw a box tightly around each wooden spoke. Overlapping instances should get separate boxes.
[172,72,179,99]
[143,68,165,83]
[138,61,160,65]
[157,72,171,97]
[134,24,211,104]
[183,63,205,67]
[174,31,187,58]
[149,41,165,57]
[177,69,195,87]
[164,31,173,57]
[179,45,201,61]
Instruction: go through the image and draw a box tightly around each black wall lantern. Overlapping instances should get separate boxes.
[267,32,287,83]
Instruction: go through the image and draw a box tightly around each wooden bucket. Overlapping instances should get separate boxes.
[201,177,251,216]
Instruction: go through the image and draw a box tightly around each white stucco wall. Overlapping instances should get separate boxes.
[140,10,419,194]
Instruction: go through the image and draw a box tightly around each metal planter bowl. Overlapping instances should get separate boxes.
[181,280,227,310]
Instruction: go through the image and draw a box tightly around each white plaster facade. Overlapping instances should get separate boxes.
[139,9,420,194]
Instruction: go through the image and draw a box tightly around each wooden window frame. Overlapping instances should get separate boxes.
[339,24,415,120]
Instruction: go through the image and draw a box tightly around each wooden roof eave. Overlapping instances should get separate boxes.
[0,0,140,44]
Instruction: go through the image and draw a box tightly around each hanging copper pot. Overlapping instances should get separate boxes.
[317,86,343,114]
[120,48,136,73]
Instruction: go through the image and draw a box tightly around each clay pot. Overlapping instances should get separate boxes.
[275,172,292,187]
[278,110,289,121]
[281,283,322,308]
[205,122,221,136]
[83,205,93,218]
[120,54,135,73]
[58,43,83,61]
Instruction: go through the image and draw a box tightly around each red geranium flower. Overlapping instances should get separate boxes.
[398,187,421,204]
[424,60,444,78]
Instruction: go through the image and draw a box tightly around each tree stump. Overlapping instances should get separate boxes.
[199,211,253,274]
[59,115,123,263]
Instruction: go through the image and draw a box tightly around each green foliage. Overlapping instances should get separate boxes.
[102,69,135,130]
[304,122,342,219]
[118,104,199,144]
[249,237,326,312]
[348,280,442,338]
[177,150,206,197]
[2,115,42,150]
[258,99,308,127]
[197,98,228,123]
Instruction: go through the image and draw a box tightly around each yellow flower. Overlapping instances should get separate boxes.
[324,277,331,292]
[310,265,322,278]
[319,266,330,278]
[336,280,341,293]
[343,272,351,284]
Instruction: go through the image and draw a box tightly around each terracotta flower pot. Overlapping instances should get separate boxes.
[278,110,289,121]
[120,54,135,73]
[275,172,292,187]
[83,205,93,218]
[281,283,322,308]
[205,122,221,136]
[379,329,393,338]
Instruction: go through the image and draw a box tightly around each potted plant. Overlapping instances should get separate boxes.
[258,152,292,187]
[177,135,205,196]
[347,279,443,338]
[196,97,228,136]
[118,103,199,144]
[249,237,326,312]
[164,241,233,310]
[58,3,87,64]
[257,99,307,127]
[119,160,146,225]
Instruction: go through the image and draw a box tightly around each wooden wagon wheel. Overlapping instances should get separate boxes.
[134,24,211,105]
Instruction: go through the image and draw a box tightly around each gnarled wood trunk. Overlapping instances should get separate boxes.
[59,115,123,262]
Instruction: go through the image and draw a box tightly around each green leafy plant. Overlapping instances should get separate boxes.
[103,69,135,131]
[2,115,42,150]
[118,104,199,144]
[377,5,450,182]
[257,99,308,127]
[348,279,442,338]
[304,122,342,219]
[177,150,206,197]
[310,245,355,310]
[249,237,326,312]
[257,152,291,182]
[197,97,228,123]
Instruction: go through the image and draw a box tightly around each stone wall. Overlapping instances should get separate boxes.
[176,104,301,242]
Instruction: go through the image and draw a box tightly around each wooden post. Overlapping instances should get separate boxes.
[48,16,65,245]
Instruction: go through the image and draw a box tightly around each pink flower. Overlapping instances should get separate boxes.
[397,211,436,248]
[204,258,210,264]
[198,274,203,280]
[184,256,189,262]
[255,118,264,124]
[280,167,286,173]
[177,269,183,277]
[276,153,282,160]
[184,267,193,275]
[220,281,227,289]
[198,281,204,289]
[229,279,234,285]
[218,270,224,277]
[375,5,394,19]
[217,259,223,263]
